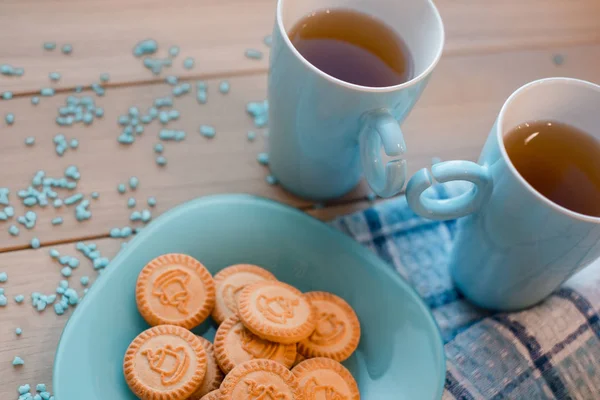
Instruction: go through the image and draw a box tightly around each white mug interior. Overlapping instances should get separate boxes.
[497,77,600,222]
[277,0,445,91]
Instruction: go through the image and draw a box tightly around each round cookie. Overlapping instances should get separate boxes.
[214,316,296,374]
[297,291,360,362]
[199,390,220,400]
[136,254,216,329]
[212,264,277,324]
[123,325,207,400]
[188,337,225,400]
[238,280,316,344]
[219,359,303,400]
[292,357,360,400]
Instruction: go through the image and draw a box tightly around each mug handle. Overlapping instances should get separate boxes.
[406,160,493,220]
[359,110,407,198]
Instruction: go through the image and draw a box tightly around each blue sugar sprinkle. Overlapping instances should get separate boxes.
[199,125,216,138]
[0,272,7,282]
[91,83,105,96]
[159,129,186,141]
[53,199,63,208]
[169,46,180,57]
[121,226,133,238]
[257,152,269,166]
[15,327,22,335]
[49,249,60,258]
[93,257,109,270]
[129,176,139,190]
[6,113,15,125]
[129,106,139,117]
[118,135,135,145]
[23,197,37,207]
[133,39,158,57]
[70,138,79,148]
[245,48,264,60]
[74,85,84,93]
[49,72,61,81]
[31,96,40,105]
[141,209,152,223]
[91,192,99,199]
[31,237,40,249]
[68,257,79,268]
[2,91,13,100]
[0,295,6,306]
[154,143,164,153]
[95,108,104,118]
[51,217,63,225]
[117,184,126,194]
[156,156,167,166]
[264,35,272,47]
[140,115,152,124]
[172,83,191,97]
[0,212,7,221]
[60,267,72,277]
[553,54,564,66]
[0,288,3,294]
[247,131,256,141]
[127,197,136,208]
[25,137,35,146]
[168,109,179,120]
[43,42,56,50]
[36,384,46,393]
[99,73,110,82]
[64,193,83,205]
[219,81,230,94]
[25,211,37,221]
[148,107,159,118]
[109,227,120,238]
[12,356,25,366]
[61,44,73,54]
[154,97,173,108]
[165,75,178,85]
[183,57,195,69]
[58,256,70,265]
[15,294,24,303]
[80,276,89,286]
[130,211,141,221]
[147,197,156,207]
[266,175,278,185]
[8,225,19,236]
[40,88,55,97]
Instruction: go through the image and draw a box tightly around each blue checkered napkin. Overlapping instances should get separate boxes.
[330,185,600,400]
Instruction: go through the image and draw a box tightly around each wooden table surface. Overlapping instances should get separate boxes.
[0,0,599,397]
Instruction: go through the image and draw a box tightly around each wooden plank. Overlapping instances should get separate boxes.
[0,0,599,93]
[0,238,124,399]
[0,44,599,250]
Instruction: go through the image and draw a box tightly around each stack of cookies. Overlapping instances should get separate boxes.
[123,253,361,400]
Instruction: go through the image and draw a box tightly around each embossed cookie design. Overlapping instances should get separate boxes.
[298,291,360,362]
[136,254,216,329]
[212,264,277,325]
[188,336,225,400]
[292,357,360,400]
[123,325,207,400]
[238,281,316,344]
[219,359,303,400]
[214,316,297,374]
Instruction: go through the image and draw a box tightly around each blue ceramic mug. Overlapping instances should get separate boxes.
[406,78,600,310]
[268,0,444,200]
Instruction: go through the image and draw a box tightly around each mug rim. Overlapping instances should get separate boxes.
[496,77,600,224]
[276,0,445,93]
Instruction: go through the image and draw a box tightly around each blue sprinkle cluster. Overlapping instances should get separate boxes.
[172,82,191,97]
[0,64,25,77]
[56,95,104,127]
[246,100,269,128]
[53,134,79,156]
[133,39,158,57]
[196,81,207,104]
[159,129,186,141]
[17,382,55,400]
[143,57,172,75]
[76,242,110,270]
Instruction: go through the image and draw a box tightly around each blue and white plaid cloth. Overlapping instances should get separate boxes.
[331,185,600,400]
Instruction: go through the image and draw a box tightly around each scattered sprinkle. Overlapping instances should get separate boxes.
[172,83,191,97]
[117,184,126,194]
[129,176,139,190]
[0,272,7,282]
[12,356,25,366]
[127,197,136,208]
[199,125,216,138]
[40,87,55,97]
[196,81,208,104]
[133,39,158,57]
[2,91,13,100]
[156,156,167,166]
[61,44,73,54]
[183,57,195,69]
[0,64,24,77]
[5,113,15,125]
[169,45,180,57]
[15,295,24,304]
[165,75,178,85]
[147,197,156,207]
[159,129,186,141]
[266,175,278,185]
[99,73,110,82]
[80,276,89,286]
[49,249,60,258]
[91,191,99,199]
[552,54,564,66]
[61,267,72,277]
[264,35,272,47]
[43,42,56,50]
[257,152,269,166]
[153,143,164,154]
[25,137,35,146]
[247,131,256,142]
[219,81,230,94]
[31,96,40,105]
[49,72,61,81]
[8,224,19,236]
[18,384,30,395]
[246,100,269,127]
[15,327,22,335]
[245,48,264,60]
[51,217,63,225]
[31,237,41,249]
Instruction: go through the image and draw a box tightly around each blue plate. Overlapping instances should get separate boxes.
[53,195,445,399]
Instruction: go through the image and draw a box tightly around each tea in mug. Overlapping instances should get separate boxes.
[288,8,414,87]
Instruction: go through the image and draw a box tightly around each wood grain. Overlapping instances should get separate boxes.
[0,0,599,93]
[1,44,599,250]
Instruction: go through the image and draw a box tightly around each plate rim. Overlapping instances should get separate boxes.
[53,194,446,399]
